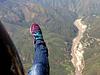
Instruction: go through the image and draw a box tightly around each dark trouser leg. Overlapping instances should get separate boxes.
[28,40,49,75]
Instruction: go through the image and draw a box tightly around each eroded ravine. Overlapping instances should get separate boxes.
[71,19,87,75]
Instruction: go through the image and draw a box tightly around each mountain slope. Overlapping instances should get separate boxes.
[80,16,100,75]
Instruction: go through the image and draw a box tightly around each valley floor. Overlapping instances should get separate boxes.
[71,19,87,75]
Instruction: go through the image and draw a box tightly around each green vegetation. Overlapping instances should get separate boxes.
[1,0,76,74]
[1,0,100,75]
[82,16,100,75]
[5,23,74,75]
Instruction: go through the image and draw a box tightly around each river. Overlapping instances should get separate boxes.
[71,19,87,75]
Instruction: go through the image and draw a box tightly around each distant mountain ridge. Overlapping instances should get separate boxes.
[0,0,78,41]
[31,0,100,16]
[1,0,100,23]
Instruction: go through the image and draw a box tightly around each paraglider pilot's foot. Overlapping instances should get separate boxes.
[30,23,44,43]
